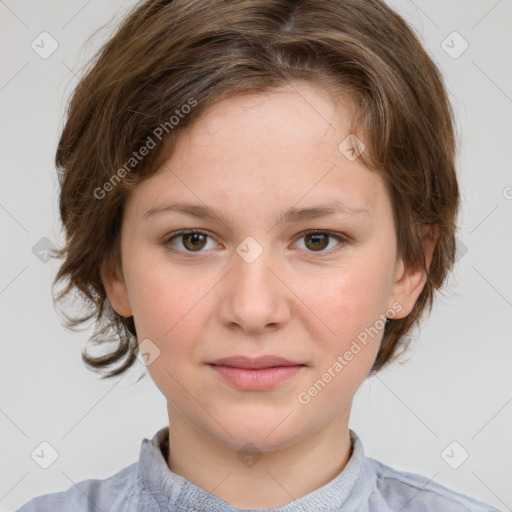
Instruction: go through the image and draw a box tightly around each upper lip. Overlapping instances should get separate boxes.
[207,355,304,369]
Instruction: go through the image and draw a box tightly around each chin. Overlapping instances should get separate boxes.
[212,412,311,452]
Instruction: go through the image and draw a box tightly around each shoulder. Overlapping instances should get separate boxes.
[15,462,137,512]
[368,457,500,512]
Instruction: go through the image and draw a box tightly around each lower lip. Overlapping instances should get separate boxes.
[208,364,304,390]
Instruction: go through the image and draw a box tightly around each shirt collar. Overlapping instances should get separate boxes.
[137,426,376,511]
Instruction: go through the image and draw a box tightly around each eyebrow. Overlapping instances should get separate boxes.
[143,199,369,224]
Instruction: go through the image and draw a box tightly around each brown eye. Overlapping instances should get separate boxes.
[164,229,348,257]
[295,230,348,254]
[304,232,329,251]
[182,232,208,251]
[164,230,216,254]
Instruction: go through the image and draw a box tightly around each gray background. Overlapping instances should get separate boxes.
[1,0,511,510]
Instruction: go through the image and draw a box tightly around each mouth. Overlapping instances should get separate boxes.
[206,355,306,390]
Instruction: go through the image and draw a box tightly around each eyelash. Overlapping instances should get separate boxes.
[162,229,349,257]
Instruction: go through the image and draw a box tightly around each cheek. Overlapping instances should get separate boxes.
[125,263,209,396]
[300,259,392,336]
[292,271,387,406]
[123,248,202,343]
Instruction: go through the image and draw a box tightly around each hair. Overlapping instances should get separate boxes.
[51,0,460,379]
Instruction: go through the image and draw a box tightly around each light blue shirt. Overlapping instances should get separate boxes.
[16,426,500,511]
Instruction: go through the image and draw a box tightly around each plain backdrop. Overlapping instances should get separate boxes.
[1,1,511,511]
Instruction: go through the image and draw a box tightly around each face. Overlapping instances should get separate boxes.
[103,82,429,452]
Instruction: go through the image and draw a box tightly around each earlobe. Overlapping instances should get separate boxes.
[100,261,133,318]
[387,227,438,319]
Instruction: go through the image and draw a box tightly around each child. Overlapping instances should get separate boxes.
[17,0,500,510]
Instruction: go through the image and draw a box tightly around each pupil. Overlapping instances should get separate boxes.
[308,233,327,250]
[185,233,205,250]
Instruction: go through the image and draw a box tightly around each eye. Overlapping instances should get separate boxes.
[293,229,348,254]
[164,229,218,254]
[163,229,348,256]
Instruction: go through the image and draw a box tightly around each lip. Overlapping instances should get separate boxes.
[207,355,303,369]
[207,355,306,391]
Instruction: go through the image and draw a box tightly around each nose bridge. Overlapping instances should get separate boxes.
[219,235,289,332]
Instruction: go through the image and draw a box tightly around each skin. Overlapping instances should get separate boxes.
[102,82,436,509]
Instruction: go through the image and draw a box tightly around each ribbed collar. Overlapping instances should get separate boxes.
[137,426,375,511]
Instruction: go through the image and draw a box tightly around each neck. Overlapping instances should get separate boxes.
[165,403,353,509]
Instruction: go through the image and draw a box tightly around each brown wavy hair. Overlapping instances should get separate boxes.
[51,0,460,379]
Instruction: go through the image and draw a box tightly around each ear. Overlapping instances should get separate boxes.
[387,226,438,319]
[100,258,133,318]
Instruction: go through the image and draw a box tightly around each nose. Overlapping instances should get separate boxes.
[218,240,291,334]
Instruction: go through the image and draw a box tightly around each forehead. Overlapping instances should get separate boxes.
[180,82,355,158]
[126,83,390,224]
